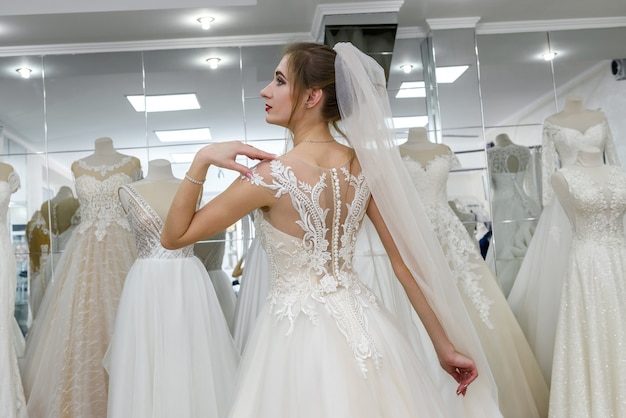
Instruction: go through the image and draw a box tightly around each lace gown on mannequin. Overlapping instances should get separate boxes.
[104,184,239,418]
[194,230,237,331]
[507,120,621,383]
[228,157,461,417]
[486,144,541,296]
[549,166,626,418]
[402,153,549,417]
[21,156,141,418]
[0,171,28,418]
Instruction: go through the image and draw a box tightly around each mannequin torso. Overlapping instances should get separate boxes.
[119,159,181,221]
[546,96,606,133]
[399,127,451,165]
[72,137,141,179]
[0,162,14,182]
[41,186,80,235]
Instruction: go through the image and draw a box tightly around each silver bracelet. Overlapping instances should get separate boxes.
[184,172,205,185]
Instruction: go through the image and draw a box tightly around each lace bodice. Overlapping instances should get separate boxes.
[488,144,531,174]
[403,154,495,328]
[248,158,382,375]
[0,172,20,228]
[542,120,621,206]
[73,157,142,241]
[120,184,193,259]
[558,166,626,246]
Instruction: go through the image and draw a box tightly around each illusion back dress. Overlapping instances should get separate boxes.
[0,171,28,418]
[507,119,621,383]
[228,156,461,417]
[104,184,239,418]
[21,156,141,418]
[403,152,549,417]
[549,165,626,417]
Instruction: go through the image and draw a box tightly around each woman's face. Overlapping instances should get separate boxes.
[260,55,294,128]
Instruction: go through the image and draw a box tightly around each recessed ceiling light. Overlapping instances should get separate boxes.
[395,81,426,98]
[542,51,558,61]
[400,64,414,74]
[155,128,212,143]
[126,94,200,112]
[392,116,429,128]
[206,57,221,69]
[16,67,32,79]
[435,65,469,83]
[197,16,215,30]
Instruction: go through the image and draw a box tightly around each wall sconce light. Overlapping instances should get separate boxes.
[206,57,221,69]
[542,51,557,61]
[16,67,32,79]
[400,64,414,74]
[197,16,215,30]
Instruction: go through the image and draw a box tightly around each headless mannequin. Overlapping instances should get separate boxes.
[0,161,14,182]
[40,186,80,236]
[488,133,530,173]
[546,96,606,133]
[119,159,181,221]
[551,147,610,225]
[81,137,129,166]
[399,127,451,165]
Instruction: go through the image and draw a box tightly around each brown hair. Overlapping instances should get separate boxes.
[283,42,340,126]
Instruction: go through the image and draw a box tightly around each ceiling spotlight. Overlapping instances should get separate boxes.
[542,51,558,61]
[197,16,215,30]
[16,67,32,79]
[206,57,221,69]
[400,64,414,74]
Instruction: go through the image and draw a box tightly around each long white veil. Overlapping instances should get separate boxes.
[334,42,501,416]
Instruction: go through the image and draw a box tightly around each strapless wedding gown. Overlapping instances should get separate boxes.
[548,166,626,417]
[104,184,239,418]
[403,153,549,418]
[507,119,621,383]
[0,172,28,418]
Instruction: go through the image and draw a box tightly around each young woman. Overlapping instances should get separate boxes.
[162,42,501,417]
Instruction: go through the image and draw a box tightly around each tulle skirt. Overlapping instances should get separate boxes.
[20,224,136,418]
[104,256,239,418]
[206,268,237,332]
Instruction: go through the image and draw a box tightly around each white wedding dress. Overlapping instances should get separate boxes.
[104,184,239,418]
[21,156,141,418]
[403,153,549,417]
[0,171,28,418]
[507,119,621,383]
[549,165,626,417]
[228,157,468,417]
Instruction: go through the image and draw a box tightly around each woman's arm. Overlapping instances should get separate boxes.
[366,197,477,396]
[161,141,275,249]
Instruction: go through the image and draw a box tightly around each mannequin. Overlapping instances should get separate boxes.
[548,147,626,417]
[399,127,450,164]
[545,96,606,134]
[0,162,13,182]
[105,158,239,418]
[22,137,142,418]
[401,145,549,417]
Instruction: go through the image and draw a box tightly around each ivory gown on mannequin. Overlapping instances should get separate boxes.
[507,97,621,383]
[0,164,28,418]
[399,129,549,418]
[21,137,142,418]
[104,159,239,418]
[548,149,626,418]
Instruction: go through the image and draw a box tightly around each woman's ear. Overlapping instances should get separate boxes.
[304,88,323,109]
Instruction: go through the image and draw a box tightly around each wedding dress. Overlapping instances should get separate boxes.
[228,157,465,417]
[403,152,549,417]
[21,156,141,418]
[0,171,28,418]
[507,120,621,383]
[486,143,541,296]
[548,165,626,417]
[104,184,239,418]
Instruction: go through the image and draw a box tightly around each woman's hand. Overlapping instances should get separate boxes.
[192,141,276,178]
[438,348,478,396]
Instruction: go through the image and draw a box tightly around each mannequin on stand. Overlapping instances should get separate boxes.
[0,161,28,418]
[507,95,621,383]
[486,133,540,296]
[21,137,142,418]
[400,136,549,417]
[548,147,626,417]
[105,158,238,418]
[399,127,449,164]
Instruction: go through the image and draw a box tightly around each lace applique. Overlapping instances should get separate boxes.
[76,156,135,177]
[248,159,381,376]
